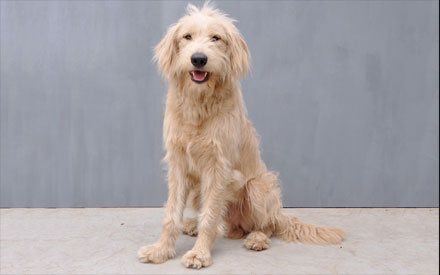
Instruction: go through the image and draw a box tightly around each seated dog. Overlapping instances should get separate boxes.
[138,3,345,269]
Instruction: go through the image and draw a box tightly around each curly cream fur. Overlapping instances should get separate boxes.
[138,2,345,269]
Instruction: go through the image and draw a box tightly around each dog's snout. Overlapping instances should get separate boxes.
[191,53,208,68]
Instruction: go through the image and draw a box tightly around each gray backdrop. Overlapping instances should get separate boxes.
[1,1,438,207]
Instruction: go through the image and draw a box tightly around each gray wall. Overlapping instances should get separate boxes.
[1,1,438,207]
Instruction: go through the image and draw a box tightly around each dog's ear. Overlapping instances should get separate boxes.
[228,30,251,79]
[153,23,180,79]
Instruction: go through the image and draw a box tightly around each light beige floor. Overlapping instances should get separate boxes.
[0,208,438,274]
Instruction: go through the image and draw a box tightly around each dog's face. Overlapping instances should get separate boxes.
[154,4,250,87]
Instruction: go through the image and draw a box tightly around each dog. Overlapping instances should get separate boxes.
[138,3,345,269]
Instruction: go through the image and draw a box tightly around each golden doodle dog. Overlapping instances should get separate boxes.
[138,3,345,269]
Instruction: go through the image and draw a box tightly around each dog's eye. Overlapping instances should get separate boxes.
[211,35,220,42]
[184,34,192,40]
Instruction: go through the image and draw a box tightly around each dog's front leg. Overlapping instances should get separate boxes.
[138,163,189,264]
[182,158,230,269]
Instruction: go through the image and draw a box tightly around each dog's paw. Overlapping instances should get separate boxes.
[181,249,212,269]
[244,231,271,251]
[138,244,175,264]
[182,218,198,236]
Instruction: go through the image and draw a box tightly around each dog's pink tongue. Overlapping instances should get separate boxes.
[193,71,206,81]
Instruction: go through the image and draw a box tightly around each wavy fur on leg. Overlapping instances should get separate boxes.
[242,171,345,245]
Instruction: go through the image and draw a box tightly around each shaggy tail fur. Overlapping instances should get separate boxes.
[275,213,346,245]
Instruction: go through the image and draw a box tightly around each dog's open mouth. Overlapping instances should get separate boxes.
[190,70,210,84]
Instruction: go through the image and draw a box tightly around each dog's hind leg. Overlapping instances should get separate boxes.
[226,223,245,239]
[245,171,346,245]
[245,171,282,229]
[182,183,201,237]
[244,226,273,251]
[241,172,280,251]
[182,218,198,236]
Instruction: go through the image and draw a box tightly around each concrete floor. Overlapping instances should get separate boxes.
[0,208,438,274]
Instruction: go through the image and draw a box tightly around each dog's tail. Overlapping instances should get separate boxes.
[275,212,346,245]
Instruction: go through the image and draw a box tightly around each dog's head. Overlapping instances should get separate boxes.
[154,3,250,86]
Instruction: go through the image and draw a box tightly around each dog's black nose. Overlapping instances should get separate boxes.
[191,53,208,68]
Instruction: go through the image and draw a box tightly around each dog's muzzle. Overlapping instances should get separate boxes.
[190,53,210,83]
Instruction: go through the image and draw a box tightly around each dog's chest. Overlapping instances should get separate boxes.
[178,124,200,149]
[169,120,205,158]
